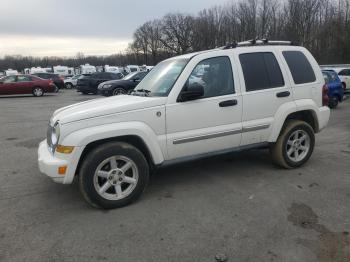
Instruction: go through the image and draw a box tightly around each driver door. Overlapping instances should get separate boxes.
[165,55,242,160]
[0,76,17,95]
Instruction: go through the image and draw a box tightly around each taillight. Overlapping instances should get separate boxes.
[322,84,329,106]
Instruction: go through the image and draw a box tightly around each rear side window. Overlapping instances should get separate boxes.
[283,51,316,84]
[239,52,284,92]
[338,69,350,76]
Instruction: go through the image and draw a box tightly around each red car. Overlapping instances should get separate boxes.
[0,75,56,97]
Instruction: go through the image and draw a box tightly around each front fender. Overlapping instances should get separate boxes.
[61,121,165,165]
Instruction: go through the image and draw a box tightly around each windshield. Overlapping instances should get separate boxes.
[134,58,189,97]
[123,72,139,80]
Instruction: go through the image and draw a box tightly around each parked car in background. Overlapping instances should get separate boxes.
[322,70,344,108]
[336,68,350,90]
[0,75,56,96]
[64,75,81,89]
[77,72,124,94]
[32,72,65,89]
[98,71,148,96]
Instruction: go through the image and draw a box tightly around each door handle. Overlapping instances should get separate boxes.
[219,99,238,107]
[276,91,290,98]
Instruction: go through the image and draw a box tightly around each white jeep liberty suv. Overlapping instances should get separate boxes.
[38,40,330,209]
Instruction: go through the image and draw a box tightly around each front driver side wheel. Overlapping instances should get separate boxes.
[112,88,127,96]
[270,120,315,169]
[79,142,149,209]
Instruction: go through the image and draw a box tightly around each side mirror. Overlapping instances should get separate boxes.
[178,82,204,102]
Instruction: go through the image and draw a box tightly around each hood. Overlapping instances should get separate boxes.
[52,95,167,124]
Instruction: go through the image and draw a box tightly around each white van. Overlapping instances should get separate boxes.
[104,65,123,74]
[53,66,75,76]
[5,69,19,76]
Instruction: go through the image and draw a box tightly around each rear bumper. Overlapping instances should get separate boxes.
[317,106,330,132]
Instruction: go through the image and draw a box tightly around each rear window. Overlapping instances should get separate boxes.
[283,51,316,84]
[239,52,284,92]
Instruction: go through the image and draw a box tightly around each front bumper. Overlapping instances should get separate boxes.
[97,89,112,96]
[38,140,83,184]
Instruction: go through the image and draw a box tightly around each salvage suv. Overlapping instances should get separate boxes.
[38,40,330,209]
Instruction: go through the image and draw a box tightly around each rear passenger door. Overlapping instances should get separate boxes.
[237,50,293,145]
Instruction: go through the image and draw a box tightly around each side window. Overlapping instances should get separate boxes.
[17,75,32,82]
[338,70,346,76]
[344,69,350,76]
[3,76,17,83]
[239,52,284,92]
[185,56,234,98]
[283,51,316,84]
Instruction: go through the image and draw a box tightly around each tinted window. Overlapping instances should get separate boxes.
[283,51,316,84]
[17,75,32,82]
[338,69,350,76]
[111,73,123,80]
[240,52,284,92]
[185,56,234,98]
[3,76,16,83]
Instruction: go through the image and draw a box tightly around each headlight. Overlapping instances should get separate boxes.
[103,84,112,89]
[47,121,60,154]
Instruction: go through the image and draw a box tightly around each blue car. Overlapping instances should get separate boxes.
[322,70,344,108]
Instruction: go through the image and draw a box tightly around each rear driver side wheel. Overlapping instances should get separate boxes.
[270,120,315,169]
[33,87,44,97]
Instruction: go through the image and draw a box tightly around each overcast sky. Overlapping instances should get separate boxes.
[0,0,229,57]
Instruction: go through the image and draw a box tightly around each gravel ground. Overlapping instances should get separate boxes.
[0,90,349,262]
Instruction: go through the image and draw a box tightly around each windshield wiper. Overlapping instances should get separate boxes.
[130,89,151,97]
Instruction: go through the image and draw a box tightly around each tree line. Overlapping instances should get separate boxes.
[1,0,349,72]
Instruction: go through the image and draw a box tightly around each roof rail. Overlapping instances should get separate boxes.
[222,39,298,49]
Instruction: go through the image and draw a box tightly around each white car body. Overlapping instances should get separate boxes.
[64,75,81,87]
[38,44,330,185]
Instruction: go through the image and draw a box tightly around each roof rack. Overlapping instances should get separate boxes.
[222,39,298,49]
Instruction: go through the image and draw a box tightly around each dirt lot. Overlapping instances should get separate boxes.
[0,90,349,262]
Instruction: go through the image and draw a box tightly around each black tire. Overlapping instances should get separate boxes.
[79,142,150,209]
[270,120,315,169]
[81,91,89,95]
[329,96,339,109]
[65,83,73,89]
[112,87,127,96]
[32,87,44,97]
